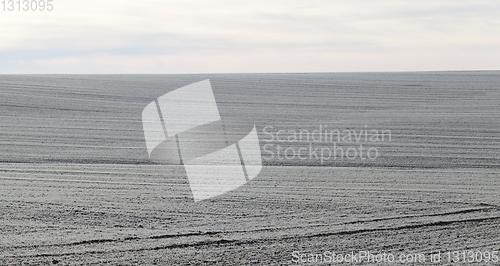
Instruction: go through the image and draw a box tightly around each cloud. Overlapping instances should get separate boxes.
[0,0,499,73]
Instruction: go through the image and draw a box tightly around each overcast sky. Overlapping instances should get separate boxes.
[1,0,499,73]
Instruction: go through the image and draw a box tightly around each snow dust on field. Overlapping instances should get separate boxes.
[1,165,499,265]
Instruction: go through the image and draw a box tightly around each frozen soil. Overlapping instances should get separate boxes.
[1,165,499,265]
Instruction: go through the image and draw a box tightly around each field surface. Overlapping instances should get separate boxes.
[1,73,499,265]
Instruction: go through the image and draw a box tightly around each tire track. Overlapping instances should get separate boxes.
[5,212,500,259]
[3,207,494,250]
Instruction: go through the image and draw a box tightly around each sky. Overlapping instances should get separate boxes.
[0,0,499,73]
